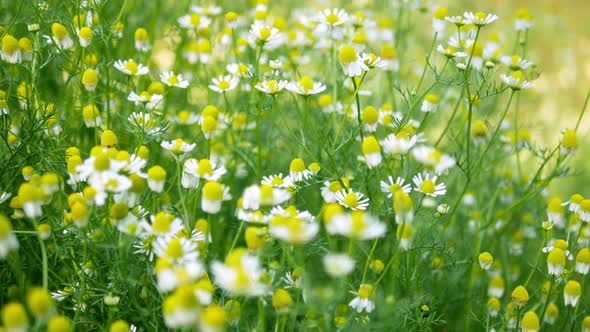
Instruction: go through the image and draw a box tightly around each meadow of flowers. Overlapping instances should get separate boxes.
[0,0,589,331]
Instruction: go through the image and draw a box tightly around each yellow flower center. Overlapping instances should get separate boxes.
[218,80,230,90]
[343,193,359,208]
[124,61,138,75]
[326,13,340,25]
[259,27,271,41]
[299,76,314,91]
[389,183,401,194]
[52,23,68,39]
[152,212,172,234]
[165,238,184,259]
[420,180,436,194]
[168,75,179,85]
[339,45,357,64]
[203,182,223,201]
[2,35,19,53]
[197,159,214,177]
[190,14,200,26]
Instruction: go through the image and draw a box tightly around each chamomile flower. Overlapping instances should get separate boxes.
[250,23,280,44]
[511,285,529,308]
[2,302,28,332]
[201,181,231,214]
[268,214,319,245]
[255,79,288,95]
[114,59,149,76]
[0,214,19,259]
[488,275,505,297]
[361,53,386,70]
[289,158,312,182]
[317,8,348,27]
[421,94,440,112]
[1,35,21,64]
[394,191,414,224]
[432,7,448,33]
[211,248,267,296]
[335,189,370,211]
[242,184,290,211]
[82,104,101,128]
[412,173,446,197]
[380,176,412,198]
[177,13,211,30]
[127,92,164,110]
[261,173,293,189]
[209,75,239,93]
[561,129,578,155]
[339,45,368,77]
[501,55,533,71]
[323,253,355,278]
[78,27,93,47]
[380,44,399,71]
[134,28,150,51]
[478,252,494,270]
[575,248,590,275]
[182,158,226,188]
[381,132,418,155]
[286,76,326,96]
[412,146,456,175]
[45,22,74,49]
[360,106,380,132]
[437,45,467,58]
[564,280,581,307]
[464,11,499,27]
[0,90,9,115]
[147,166,166,193]
[521,311,540,332]
[141,211,184,238]
[546,197,565,228]
[171,110,199,125]
[515,8,534,31]
[579,199,590,222]
[328,210,386,240]
[160,72,189,88]
[361,136,382,168]
[227,63,252,78]
[321,179,350,203]
[161,139,196,155]
[349,284,374,313]
[153,237,200,265]
[500,71,534,90]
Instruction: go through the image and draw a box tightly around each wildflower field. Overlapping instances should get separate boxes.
[2,0,590,331]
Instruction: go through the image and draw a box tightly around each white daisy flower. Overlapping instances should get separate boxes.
[464,12,499,27]
[255,79,288,95]
[114,59,149,76]
[412,145,456,175]
[413,173,447,197]
[241,184,291,211]
[339,45,369,77]
[349,284,375,313]
[286,76,326,96]
[316,8,348,27]
[161,139,196,155]
[261,173,294,189]
[328,210,386,240]
[182,158,226,189]
[335,189,370,211]
[209,75,239,93]
[380,176,412,198]
[160,71,190,88]
[323,253,355,278]
[500,71,534,90]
